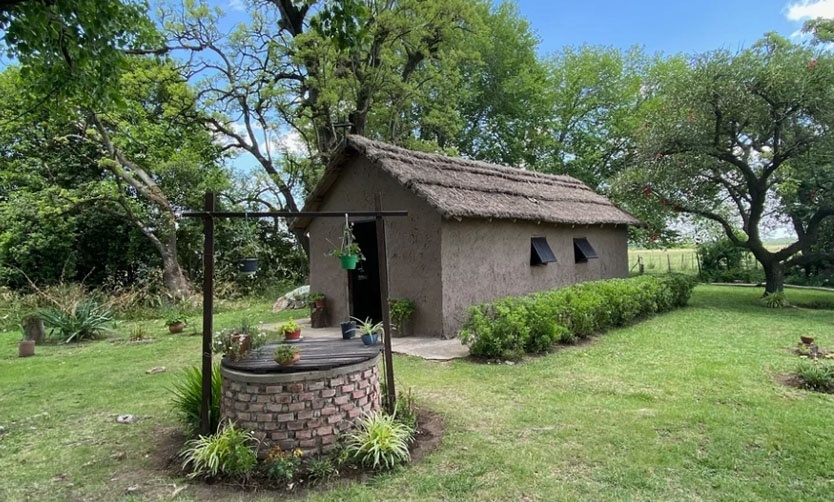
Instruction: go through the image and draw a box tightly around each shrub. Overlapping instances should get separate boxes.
[460,275,697,359]
[762,292,787,309]
[345,411,414,470]
[180,420,258,479]
[305,456,338,484]
[169,365,222,436]
[264,446,303,483]
[795,360,834,393]
[393,387,419,431]
[37,298,113,343]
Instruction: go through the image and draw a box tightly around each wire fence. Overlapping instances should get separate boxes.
[628,248,762,275]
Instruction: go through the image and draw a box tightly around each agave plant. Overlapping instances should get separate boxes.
[37,298,113,343]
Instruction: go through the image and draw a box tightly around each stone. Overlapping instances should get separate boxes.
[116,415,135,424]
[145,366,166,375]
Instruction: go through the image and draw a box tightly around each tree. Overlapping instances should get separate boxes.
[617,34,834,294]
[0,0,159,105]
[538,45,648,189]
[164,0,540,252]
[451,2,550,168]
[0,60,227,297]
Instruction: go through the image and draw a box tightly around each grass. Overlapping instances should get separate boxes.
[1,287,834,500]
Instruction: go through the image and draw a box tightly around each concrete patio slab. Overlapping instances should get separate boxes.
[263,318,469,361]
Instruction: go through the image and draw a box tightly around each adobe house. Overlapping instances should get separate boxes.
[292,136,641,339]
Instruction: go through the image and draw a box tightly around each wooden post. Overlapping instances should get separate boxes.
[200,192,216,436]
[374,194,396,413]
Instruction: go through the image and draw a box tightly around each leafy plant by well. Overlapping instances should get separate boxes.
[169,365,222,436]
[345,411,414,470]
[180,420,258,479]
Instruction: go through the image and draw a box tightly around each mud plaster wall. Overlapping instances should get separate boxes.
[440,219,629,338]
[306,157,444,337]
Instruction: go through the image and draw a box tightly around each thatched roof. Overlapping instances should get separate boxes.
[293,135,641,229]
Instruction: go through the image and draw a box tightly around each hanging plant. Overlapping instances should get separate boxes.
[329,215,362,269]
[234,219,262,275]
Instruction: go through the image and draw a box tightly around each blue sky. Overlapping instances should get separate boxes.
[510,0,831,55]
[217,0,833,55]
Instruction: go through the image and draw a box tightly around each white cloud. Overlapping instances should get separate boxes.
[786,0,834,21]
[228,0,246,12]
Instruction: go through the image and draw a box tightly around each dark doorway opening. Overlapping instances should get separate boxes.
[349,221,381,323]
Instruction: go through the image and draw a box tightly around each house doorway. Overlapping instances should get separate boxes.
[349,221,382,323]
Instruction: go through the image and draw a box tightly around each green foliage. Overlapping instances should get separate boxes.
[762,292,787,309]
[169,365,222,437]
[345,411,414,470]
[615,34,834,293]
[392,388,419,431]
[388,298,415,332]
[697,238,758,283]
[37,298,113,343]
[305,456,338,484]
[795,360,834,393]
[180,420,258,480]
[273,344,300,363]
[265,446,303,483]
[460,275,697,360]
[351,317,384,337]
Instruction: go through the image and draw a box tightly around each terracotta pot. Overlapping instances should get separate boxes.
[801,336,815,345]
[278,352,301,366]
[284,328,302,340]
[314,299,326,309]
[18,340,35,358]
[168,321,185,334]
[230,333,251,354]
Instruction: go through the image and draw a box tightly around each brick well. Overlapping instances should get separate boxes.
[220,353,381,457]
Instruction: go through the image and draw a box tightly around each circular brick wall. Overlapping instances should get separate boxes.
[220,354,381,456]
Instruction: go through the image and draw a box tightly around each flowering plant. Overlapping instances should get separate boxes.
[265,446,303,482]
[212,321,266,360]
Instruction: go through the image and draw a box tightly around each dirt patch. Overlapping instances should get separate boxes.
[774,372,803,390]
[141,408,446,500]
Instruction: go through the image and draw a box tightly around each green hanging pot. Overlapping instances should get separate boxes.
[340,254,359,270]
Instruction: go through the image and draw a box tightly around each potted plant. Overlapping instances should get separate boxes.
[388,298,415,337]
[352,316,383,346]
[236,242,261,275]
[213,320,266,360]
[273,344,301,366]
[329,219,362,270]
[340,320,357,340]
[165,313,188,334]
[18,329,35,358]
[280,319,302,341]
[308,292,326,309]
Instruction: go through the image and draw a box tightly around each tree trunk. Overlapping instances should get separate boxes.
[762,260,784,295]
[160,231,192,300]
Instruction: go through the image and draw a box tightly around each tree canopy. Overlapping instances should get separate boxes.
[616,34,834,293]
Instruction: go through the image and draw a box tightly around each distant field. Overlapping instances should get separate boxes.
[627,247,770,275]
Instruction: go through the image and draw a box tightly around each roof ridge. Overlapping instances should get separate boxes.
[348,135,584,187]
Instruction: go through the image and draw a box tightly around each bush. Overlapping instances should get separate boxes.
[180,420,258,479]
[170,365,222,436]
[460,275,697,359]
[795,360,834,393]
[265,446,303,483]
[37,298,113,343]
[345,411,414,470]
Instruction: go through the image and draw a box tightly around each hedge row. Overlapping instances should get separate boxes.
[459,274,698,360]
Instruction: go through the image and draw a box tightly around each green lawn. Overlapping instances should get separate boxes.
[1,287,833,501]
